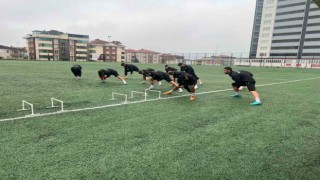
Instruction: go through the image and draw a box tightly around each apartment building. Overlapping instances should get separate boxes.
[250,0,320,58]
[125,49,160,64]
[0,45,27,59]
[160,54,184,64]
[88,39,125,62]
[24,30,89,61]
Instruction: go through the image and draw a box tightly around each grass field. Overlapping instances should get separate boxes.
[1,60,320,179]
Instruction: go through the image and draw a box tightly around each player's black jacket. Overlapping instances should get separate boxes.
[71,65,82,77]
[238,70,253,77]
[228,71,255,88]
[173,71,197,86]
[180,65,199,80]
[165,66,177,73]
[140,68,155,76]
[148,71,172,82]
[98,68,119,77]
[124,64,139,76]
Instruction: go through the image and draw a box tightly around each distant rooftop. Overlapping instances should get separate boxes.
[126,49,160,54]
[89,39,124,47]
[0,45,26,50]
[89,39,109,45]
[31,30,89,38]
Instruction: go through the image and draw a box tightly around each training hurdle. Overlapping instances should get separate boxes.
[144,89,161,101]
[17,100,35,116]
[110,92,128,104]
[47,98,64,111]
[130,91,147,99]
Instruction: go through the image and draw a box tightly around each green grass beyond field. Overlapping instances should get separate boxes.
[0,60,320,179]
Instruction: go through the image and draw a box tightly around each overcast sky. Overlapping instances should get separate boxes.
[0,0,256,54]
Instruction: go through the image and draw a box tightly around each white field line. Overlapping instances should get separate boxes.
[1,77,319,122]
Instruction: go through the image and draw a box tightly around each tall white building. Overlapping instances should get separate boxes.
[250,0,320,58]
[256,0,278,58]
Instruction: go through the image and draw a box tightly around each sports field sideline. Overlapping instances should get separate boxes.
[1,60,320,179]
[1,76,319,122]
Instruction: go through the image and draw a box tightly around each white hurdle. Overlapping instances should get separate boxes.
[144,89,161,101]
[47,98,64,111]
[17,100,35,116]
[110,92,128,104]
[130,91,147,99]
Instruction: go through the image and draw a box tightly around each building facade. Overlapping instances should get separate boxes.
[249,0,265,58]
[0,45,27,59]
[24,30,89,61]
[250,0,320,59]
[125,49,161,64]
[160,54,184,64]
[88,39,125,62]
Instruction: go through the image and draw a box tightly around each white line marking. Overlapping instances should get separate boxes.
[1,77,319,122]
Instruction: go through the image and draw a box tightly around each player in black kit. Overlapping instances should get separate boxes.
[164,71,198,101]
[121,62,139,79]
[98,68,127,84]
[71,65,82,80]
[144,71,179,90]
[178,63,203,87]
[223,66,261,106]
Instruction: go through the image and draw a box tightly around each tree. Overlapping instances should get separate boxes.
[313,0,320,8]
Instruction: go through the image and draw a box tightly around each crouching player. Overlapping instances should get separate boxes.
[121,62,139,79]
[164,71,197,101]
[71,65,82,80]
[138,68,162,86]
[98,68,127,84]
[223,66,261,106]
[144,71,178,90]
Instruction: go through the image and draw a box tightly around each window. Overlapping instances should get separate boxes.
[38,43,52,47]
[265,6,274,11]
[275,17,303,23]
[271,46,298,50]
[264,20,271,24]
[76,46,87,49]
[306,30,320,34]
[272,39,300,43]
[273,32,301,36]
[274,24,302,29]
[76,40,88,44]
[278,2,305,9]
[265,14,273,18]
[38,37,52,41]
[266,0,274,5]
[276,10,304,16]
[263,27,271,31]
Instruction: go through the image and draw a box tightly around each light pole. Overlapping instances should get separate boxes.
[107,36,111,42]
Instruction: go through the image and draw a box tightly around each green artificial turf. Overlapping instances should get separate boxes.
[0,60,320,179]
